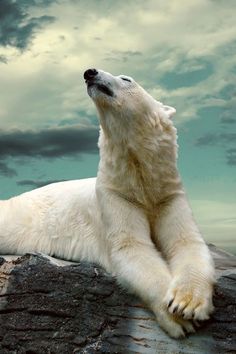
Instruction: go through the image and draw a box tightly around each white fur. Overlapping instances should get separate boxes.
[0,70,215,338]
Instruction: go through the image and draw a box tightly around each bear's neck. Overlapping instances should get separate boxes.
[97,125,183,210]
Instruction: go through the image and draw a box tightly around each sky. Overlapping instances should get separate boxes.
[0,0,235,254]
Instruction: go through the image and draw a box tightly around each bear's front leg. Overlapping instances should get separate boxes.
[156,195,215,321]
[97,187,195,338]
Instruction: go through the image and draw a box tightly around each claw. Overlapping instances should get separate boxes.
[193,320,201,328]
[173,305,178,313]
[168,299,174,308]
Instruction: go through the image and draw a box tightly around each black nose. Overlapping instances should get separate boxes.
[84,68,98,80]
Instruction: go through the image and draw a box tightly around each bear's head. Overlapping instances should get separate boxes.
[84,68,176,140]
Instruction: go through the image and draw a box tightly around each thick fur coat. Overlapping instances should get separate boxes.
[0,69,215,338]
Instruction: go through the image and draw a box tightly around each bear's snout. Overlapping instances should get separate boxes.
[84,68,98,81]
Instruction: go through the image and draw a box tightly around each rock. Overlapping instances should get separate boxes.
[0,245,235,354]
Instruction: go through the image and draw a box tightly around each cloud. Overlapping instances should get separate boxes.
[0,124,98,159]
[195,133,218,146]
[0,55,7,63]
[0,124,98,177]
[0,161,17,177]
[0,0,55,50]
[0,0,235,131]
[220,96,236,125]
[104,50,143,63]
[20,0,56,8]
[196,132,236,166]
[196,133,236,147]
[194,80,236,166]
[17,179,67,188]
[221,115,236,124]
[226,148,236,166]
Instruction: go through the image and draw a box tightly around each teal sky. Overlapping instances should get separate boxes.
[0,0,235,253]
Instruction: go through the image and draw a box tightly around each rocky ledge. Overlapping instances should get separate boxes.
[0,244,235,354]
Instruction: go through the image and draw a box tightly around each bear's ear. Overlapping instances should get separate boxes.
[162,105,176,119]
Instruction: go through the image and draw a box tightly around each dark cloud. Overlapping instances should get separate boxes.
[0,161,17,177]
[220,101,236,125]
[219,83,236,124]
[226,148,236,166]
[221,116,236,124]
[195,133,217,146]
[0,125,99,159]
[196,133,236,146]
[0,125,99,177]
[20,0,56,8]
[196,133,236,167]
[105,50,143,63]
[197,82,236,165]
[17,179,67,188]
[220,133,236,142]
[0,55,7,63]
[0,0,55,50]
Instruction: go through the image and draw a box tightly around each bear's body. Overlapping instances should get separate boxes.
[0,178,109,267]
[0,69,215,338]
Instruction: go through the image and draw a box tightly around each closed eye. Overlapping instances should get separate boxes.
[121,77,131,82]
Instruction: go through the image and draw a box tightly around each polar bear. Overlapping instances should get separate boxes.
[0,69,215,338]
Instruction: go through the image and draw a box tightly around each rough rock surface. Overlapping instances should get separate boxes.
[0,244,235,354]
